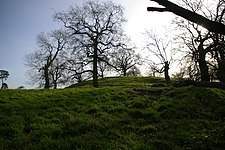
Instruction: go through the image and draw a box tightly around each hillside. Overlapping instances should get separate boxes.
[0,76,225,149]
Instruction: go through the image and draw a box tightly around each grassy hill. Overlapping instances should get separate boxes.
[0,76,225,149]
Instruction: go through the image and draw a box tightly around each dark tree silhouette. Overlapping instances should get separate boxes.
[0,70,9,89]
[147,0,225,34]
[55,1,126,87]
[25,30,68,89]
[111,45,141,76]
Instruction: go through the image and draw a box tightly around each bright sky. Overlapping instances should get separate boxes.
[0,0,175,89]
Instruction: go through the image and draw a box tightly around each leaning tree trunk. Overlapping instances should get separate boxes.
[147,0,225,34]
[93,42,98,88]
[164,61,170,82]
[198,43,210,82]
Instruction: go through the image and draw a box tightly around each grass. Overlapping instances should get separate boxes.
[0,76,225,149]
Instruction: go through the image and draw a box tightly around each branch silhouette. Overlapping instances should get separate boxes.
[147,0,225,34]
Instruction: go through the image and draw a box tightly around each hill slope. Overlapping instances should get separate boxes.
[0,76,225,149]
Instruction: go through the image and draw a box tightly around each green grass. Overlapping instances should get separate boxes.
[0,76,225,149]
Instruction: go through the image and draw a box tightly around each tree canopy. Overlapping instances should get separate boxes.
[0,70,9,89]
[55,0,126,87]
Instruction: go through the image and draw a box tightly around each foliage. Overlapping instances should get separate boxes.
[0,76,225,149]
[0,70,9,80]
[0,70,9,89]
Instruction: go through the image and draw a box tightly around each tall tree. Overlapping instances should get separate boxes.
[25,30,68,89]
[0,70,9,89]
[55,0,126,87]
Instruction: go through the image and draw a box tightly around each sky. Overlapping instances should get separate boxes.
[0,0,174,89]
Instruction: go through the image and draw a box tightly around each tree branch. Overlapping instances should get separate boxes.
[147,7,169,12]
[147,0,225,34]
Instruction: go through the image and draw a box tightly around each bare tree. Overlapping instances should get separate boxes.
[144,30,172,82]
[98,61,111,78]
[25,30,67,89]
[111,45,141,76]
[54,0,126,87]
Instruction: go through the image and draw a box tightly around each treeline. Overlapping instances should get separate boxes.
[24,1,141,89]
[24,0,225,89]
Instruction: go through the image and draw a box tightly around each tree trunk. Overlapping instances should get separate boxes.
[93,42,98,88]
[164,61,170,82]
[148,0,225,34]
[44,66,50,89]
[53,80,57,89]
[217,60,225,83]
[123,69,127,76]
[198,43,210,82]
[100,69,104,79]
[198,55,210,82]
